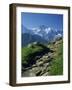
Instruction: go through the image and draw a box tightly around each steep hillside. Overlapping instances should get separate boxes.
[48,39,63,75]
[21,39,63,77]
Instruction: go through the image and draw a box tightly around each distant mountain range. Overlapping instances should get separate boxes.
[22,25,63,47]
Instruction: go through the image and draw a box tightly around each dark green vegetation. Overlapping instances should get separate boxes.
[22,39,63,77]
[22,42,51,67]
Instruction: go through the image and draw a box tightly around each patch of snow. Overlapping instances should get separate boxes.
[45,27,52,34]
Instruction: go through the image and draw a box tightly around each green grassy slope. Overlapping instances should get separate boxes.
[22,39,63,76]
[48,39,63,75]
[22,43,49,66]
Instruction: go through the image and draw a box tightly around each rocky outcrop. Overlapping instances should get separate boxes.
[22,50,53,77]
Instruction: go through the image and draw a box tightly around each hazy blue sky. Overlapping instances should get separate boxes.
[21,12,63,30]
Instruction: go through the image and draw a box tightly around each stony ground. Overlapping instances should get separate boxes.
[22,39,63,77]
[22,48,53,77]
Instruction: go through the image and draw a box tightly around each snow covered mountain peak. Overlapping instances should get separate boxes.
[22,24,63,42]
[31,25,53,35]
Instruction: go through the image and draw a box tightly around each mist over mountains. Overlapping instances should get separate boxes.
[22,25,63,47]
